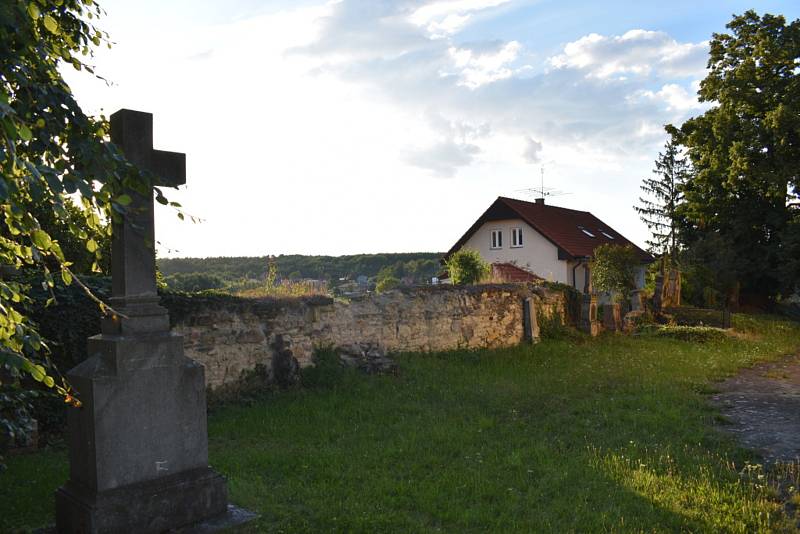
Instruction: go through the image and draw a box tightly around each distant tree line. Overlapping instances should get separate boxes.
[158,253,443,292]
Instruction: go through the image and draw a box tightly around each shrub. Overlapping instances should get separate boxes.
[640,325,728,342]
[446,249,489,285]
[164,272,224,292]
[590,244,639,301]
[376,276,400,293]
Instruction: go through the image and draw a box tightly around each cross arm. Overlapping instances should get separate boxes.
[150,150,186,188]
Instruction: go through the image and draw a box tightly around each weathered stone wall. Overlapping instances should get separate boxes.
[163,284,566,389]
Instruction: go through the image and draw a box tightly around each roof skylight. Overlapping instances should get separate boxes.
[578,226,595,238]
[600,231,614,239]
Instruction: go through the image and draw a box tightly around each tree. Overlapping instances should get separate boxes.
[375,276,399,293]
[635,138,690,308]
[1,0,161,448]
[672,11,800,302]
[635,138,689,263]
[590,244,639,302]
[445,249,489,285]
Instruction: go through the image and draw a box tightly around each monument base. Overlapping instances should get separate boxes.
[55,467,227,534]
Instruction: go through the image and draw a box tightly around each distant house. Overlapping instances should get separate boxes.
[444,196,653,293]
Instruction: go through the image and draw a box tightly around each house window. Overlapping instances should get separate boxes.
[578,226,596,238]
[490,229,503,249]
[600,230,615,240]
[511,227,523,248]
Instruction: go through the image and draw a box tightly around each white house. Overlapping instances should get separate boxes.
[445,196,653,292]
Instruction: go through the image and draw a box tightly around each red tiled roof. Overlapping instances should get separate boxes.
[491,262,543,283]
[446,196,653,262]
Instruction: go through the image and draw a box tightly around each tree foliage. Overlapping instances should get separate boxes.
[590,244,639,300]
[163,272,223,292]
[375,276,400,293]
[445,249,489,285]
[1,0,156,447]
[635,138,689,263]
[158,253,442,287]
[672,10,800,300]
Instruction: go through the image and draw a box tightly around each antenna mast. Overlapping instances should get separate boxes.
[515,164,570,200]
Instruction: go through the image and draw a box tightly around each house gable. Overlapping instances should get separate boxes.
[446,198,572,260]
[461,218,569,284]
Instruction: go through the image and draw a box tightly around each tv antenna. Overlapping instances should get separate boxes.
[515,165,570,200]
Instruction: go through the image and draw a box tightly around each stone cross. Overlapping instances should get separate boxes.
[105,109,186,334]
[56,109,230,533]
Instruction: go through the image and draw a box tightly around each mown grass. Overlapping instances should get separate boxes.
[2,314,799,532]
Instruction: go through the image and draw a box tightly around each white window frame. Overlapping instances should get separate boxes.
[600,230,615,240]
[511,227,523,248]
[490,229,503,249]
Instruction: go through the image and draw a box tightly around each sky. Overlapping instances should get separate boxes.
[63,0,800,258]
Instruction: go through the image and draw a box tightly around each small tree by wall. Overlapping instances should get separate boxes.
[590,244,639,302]
[445,249,490,285]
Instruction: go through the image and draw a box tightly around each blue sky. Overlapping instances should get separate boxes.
[65,1,800,258]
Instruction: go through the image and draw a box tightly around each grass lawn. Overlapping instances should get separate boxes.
[2,314,800,532]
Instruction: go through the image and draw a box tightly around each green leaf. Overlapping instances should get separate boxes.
[27,3,40,20]
[31,365,46,382]
[31,230,52,250]
[18,124,32,141]
[116,194,132,206]
[43,14,58,34]
[86,239,98,253]
[61,270,73,286]
[43,376,55,388]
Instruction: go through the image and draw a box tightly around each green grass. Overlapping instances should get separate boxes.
[2,314,799,532]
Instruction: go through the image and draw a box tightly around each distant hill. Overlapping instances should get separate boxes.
[158,253,444,290]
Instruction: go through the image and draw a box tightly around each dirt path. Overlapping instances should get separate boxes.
[710,353,800,463]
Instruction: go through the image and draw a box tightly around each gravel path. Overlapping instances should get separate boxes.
[710,353,800,463]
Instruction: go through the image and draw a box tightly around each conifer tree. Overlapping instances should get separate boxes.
[635,138,689,266]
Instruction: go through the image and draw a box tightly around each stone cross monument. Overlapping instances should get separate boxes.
[55,110,228,533]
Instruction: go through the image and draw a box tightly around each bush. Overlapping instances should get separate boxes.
[446,249,489,285]
[590,244,639,301]
[376,276,400,293]
[164,272,224,292]
[639,325,728,342]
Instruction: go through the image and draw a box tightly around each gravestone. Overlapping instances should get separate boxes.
[522,297,540,343]
[55,110,228,533]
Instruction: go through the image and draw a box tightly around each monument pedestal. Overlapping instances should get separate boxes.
[56,468,226,534]
[55,327,228,533]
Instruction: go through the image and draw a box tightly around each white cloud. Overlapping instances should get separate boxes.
[409,0,512,37]
[404,112,489,176]
[632,83,705,112]
[301,3,709,161]
[522,136,543,163]
[405,140,481,176]
[447,40,521,88]
[549,29,708,80]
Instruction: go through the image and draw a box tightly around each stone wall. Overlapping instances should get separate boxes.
[162,284,566,389]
